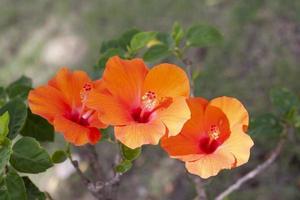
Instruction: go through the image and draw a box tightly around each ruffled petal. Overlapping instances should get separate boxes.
[209,96,249,129]
[185,148,236,179]
[28,85,70,123]
[143,63,190,98]
[53,116,89,146]
[156,97,191,136]
[49,68,91,108]
[161,134,199,156]
[219,124,254,167]
[102,56,148,107]
[114,119,165,149]
[87,127,102,144]
[86,90,132,125]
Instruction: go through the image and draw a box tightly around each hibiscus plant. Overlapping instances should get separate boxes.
[0,22,299,200]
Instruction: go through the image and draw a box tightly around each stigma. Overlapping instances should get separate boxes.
[209,125,220,140]
[141,91,158,111]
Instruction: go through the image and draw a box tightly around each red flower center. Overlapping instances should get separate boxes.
[198,124,230,154]
[131,91,173,123]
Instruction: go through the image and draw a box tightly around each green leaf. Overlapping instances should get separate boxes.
[22,177,46,200]
[172,22,184,46]
[51,150,67,164]
[130,31,157,51]
[0,167,27,200]
[97,48,126,69]
[10,137,53,173]
[0,99,28,139]
[121,144,141,161]
[0,112,9,142]
[186,24,223,47]
[0,139,12,174]
[100,126,115,142]
[270,88,300,117]
[100,28,140,53]
[249,114,284,137]
[118,28,140,50]
[21,110,54,142]
[6,76,32,100]
[0,87,7,106]
[115,160,132,173]
[143,44,170,62]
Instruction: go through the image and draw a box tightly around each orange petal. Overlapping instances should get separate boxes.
[114,119,165,149]
[161,134,199,156]
[87,127,102,145]
[49,68,91,108]
[180,97,208,140]
[28,85,70,123]
[88,111,108,129]
[156,97,191,136]
[185,148,235,179]
[143,63,190,98]
[86,90,132,125]
[220,124,254,167]
[53,116,89,146]
[209,96,249,129]
[102,56,148,107]
[204,104,230,143]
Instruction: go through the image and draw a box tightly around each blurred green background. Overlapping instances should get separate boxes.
[1,0,300,199]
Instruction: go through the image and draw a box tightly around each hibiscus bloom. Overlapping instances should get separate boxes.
[161,97,254,179]
[86,56,191,149]
[28,68,107,146]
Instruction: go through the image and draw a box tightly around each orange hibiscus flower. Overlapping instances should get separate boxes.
[161,96,254,179]
[28,68,107,146]
[86,56,191,149]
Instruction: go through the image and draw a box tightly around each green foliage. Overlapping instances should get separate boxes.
[0,87,7,106]
[270,88,300,119]
[10,137,53,173]
[22,177,46,200]
[0,112,9,142]
[186,24,223,47]
[130,31,157,51]
[0,167,27,200]
[6,76,32,100]
[121,144,141,161]
[100,28,140,53]
[143,44,170,62]
[97,48,126,69]
[115,159,132,173]
[0,98,27,139]
[249,113,284,137]
[171,22,184,46]
[21,110,54,142]
[51,150,67,164]
[0,139,12,175]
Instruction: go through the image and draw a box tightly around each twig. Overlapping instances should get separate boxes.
[66,144,104,199]
[86,144,103,181]
[182,58,195,97]
[215,137,286,200]
[191,176,208,200]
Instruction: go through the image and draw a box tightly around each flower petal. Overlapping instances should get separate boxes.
[161,134,199,156]
[156,97,191,136]
[28,85,70,123]
[102,56,148,107]
[86,91,132,125]
[54,116,89,146]
[87,127,102,145]
[185,148,235,179]
[209,96,249,129]
[49,68,91,108]
[143,63,190,98]
[114,119,165,149]
[220,124,254,167]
